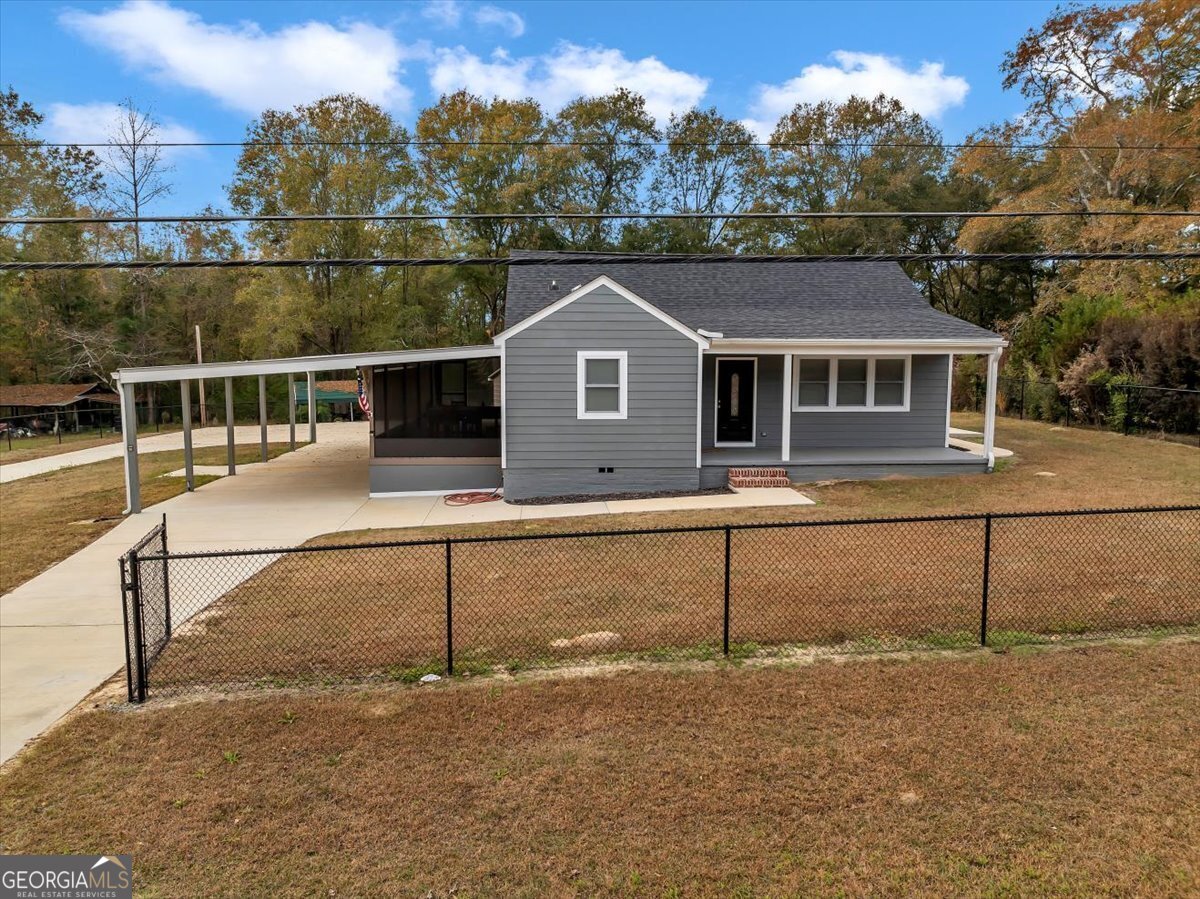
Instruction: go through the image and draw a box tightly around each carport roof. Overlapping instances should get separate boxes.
[113,345,499,385]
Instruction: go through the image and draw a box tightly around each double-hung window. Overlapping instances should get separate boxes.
[577,351,628,419]
[792,356,910,411]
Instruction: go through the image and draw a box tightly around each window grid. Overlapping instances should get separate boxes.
[792,356,911,412]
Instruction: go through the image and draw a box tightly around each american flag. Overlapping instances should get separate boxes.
[356,369,372,419]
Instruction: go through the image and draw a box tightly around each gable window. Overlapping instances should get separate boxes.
[577,351,628,419]
[792,356,911,411]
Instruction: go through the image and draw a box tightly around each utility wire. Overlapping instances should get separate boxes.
[5,210,1197,226]
[4,139,1198,152]
[2,251,1195,272]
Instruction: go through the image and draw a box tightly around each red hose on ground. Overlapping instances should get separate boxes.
[443,490,503,506]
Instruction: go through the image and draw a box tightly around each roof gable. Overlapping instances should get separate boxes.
[494,275,710,347]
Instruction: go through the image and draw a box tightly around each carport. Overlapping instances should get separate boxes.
[114,345,500,513]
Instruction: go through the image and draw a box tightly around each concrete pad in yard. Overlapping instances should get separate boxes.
[337,496,441,532]
[607,487,814,514]
[421,497,523,527]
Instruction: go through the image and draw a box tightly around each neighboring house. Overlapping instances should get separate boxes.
[111,254,1006,513]
[0,382,119,431]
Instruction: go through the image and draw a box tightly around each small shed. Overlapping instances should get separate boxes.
[0,382,119,432]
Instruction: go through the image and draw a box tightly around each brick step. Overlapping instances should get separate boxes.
[728,467,791,489]
[729,476,792,488]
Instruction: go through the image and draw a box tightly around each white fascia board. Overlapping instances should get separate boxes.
[113,344,500,385]
[708,338,1007,355]
[493,275,710,348]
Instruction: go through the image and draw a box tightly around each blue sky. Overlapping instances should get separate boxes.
[1,0,1076,213]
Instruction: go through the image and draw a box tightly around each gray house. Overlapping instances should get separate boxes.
[363,254,1005,500]
[112,254,1006,512]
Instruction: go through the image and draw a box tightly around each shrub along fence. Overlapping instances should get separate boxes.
[954,376,1199,444]
[119,505,1200,702]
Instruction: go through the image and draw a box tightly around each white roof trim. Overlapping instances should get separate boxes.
[494,275,710,347]
[113,344,500,385]
[709,338,1007,355]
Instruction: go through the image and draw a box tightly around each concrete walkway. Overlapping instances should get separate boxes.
[0,422,326,484]
[0,426,812,763]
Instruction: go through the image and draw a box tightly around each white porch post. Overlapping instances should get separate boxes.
[287,374,296,451]
[258,374,268,463]
[181,378,194,491]
[307,371,317,443]
[224,376,236,476]
[781,354,793,463]
[119,378,141,514]
[983,351,999,471]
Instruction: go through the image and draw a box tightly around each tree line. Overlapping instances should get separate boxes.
[0,0,1196,419]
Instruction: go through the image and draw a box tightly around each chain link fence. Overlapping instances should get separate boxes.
[119,505,1200,701]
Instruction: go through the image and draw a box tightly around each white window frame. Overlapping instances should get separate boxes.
[791,355,912,412]
[577,350,628,420]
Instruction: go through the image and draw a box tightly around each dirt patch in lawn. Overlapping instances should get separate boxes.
[509,486,733,505]
[1,639,1197,897]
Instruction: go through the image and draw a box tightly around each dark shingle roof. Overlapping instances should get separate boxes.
[503,251,1001,342]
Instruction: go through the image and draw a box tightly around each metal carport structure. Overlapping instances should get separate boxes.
[113,345,499,514]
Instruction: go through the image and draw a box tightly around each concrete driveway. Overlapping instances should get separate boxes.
[1,423,812,763]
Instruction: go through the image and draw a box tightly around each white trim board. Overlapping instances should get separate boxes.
[115,344,500,385]
[709,339,1006,355]
[494,276,711,348]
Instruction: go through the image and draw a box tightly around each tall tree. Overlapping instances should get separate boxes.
[416,91,562,335]
[631,109,766,251]
[230,94,438,356]
[549,88,659,249]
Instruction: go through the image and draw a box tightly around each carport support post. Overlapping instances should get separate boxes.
[224,377,236,476]
[180,378,194,491]
[287,375,296,451]
[258,374,268,463]
[983,351,999,472]
[119,379,141,514]
[307,371,317,444]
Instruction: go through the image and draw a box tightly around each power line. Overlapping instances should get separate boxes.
[4,139,1198,152]
[6,210,1196,226]
[1,251,1195,272]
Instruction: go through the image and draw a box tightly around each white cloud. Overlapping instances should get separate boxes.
[474,5,525,37]
[59,0,415,114]
[46,101,203,157]
[421,0,463,28]
[744,51,969,136]
[429,43,708,122]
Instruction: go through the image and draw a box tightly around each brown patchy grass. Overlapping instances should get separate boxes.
[149,417,1199,689]
[2,639,1198,897]
[0,444,290,595]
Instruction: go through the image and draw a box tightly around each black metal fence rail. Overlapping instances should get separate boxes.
[954,376,1200,444]
[120,505,1200,702]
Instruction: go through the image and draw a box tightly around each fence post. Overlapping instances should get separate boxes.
[128,548,147,702]
[723,527,732,656]
[160,514,172,640]
[1122,386,1132,436]
[119,557,134,703]
[980,514,992,647]
[445,540,454,676]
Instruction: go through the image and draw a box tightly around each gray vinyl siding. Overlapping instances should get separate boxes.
[790,354,950,449]
[502,285,700,499]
